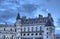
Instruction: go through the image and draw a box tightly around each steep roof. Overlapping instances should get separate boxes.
[16,13,20,20]
[45,19,54,26]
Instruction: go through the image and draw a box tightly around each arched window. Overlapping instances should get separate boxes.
[4,35,5,39]
[21,27,22,32]
[12,35,13,39]
[10,35,13,39]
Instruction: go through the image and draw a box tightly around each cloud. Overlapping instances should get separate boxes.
[0,9,17,23]
[56,27,60,30]
[21,4,39,13]
[0,8,6,11]
[0,0,46,23]
[0,0,60,34]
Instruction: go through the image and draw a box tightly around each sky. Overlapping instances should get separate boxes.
[0,0,60,34]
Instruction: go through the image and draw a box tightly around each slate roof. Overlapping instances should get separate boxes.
[45,19,54,26]
[21,17,48,24]
[16,13,54,26]
[16,13,20,20]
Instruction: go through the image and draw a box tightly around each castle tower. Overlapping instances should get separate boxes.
[44,13,55,39]
[15,13,21,39]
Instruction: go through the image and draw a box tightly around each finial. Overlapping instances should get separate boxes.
[16,13,20,20]
[48,13,51,19]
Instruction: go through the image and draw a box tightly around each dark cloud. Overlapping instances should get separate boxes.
[0,10,17,23]
[0,0,42,23]
[20,4,39,13]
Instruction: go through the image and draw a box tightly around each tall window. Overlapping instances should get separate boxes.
[36,27,37,31]
[4,35,5,39]
[40,27,42,31]
[21,33,22,36]
[32,27,33,31]
[21,27,22,32]
[28,27,29,31]
[47,36,48,38]
[12,35,13,39]
[15,29,16,32]
[47,28,48,30]
[24,27,26,32]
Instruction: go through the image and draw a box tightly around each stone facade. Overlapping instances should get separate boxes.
[0,13,55,39]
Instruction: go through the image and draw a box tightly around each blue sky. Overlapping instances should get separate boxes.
[0,0,60,34]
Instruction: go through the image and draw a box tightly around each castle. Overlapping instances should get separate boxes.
[0,13,55,39]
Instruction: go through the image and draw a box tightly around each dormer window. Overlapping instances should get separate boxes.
[38,14,43,18]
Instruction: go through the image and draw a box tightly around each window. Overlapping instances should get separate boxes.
[47,28,48,30]
[24,27,26,32]
[40,27,42,31]
[4,28,5,31]
[10,28,12,31]
[4,35,5,39]
[31,33,33,35]
[47,36,48,38]
[0,31,1,33]
[21,34,22,36]
[12,35,13,39]
[36,27,37,31]
[27,33,29,36]
[15,29,16,32]
[28,27,29,31]
[23,33,25,36]
[32,27,33,31]
[47,32,48,34]
[35,33,38,35]
[39,33,42,35]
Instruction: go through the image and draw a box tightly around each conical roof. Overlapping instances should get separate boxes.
[16,13,20,20]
